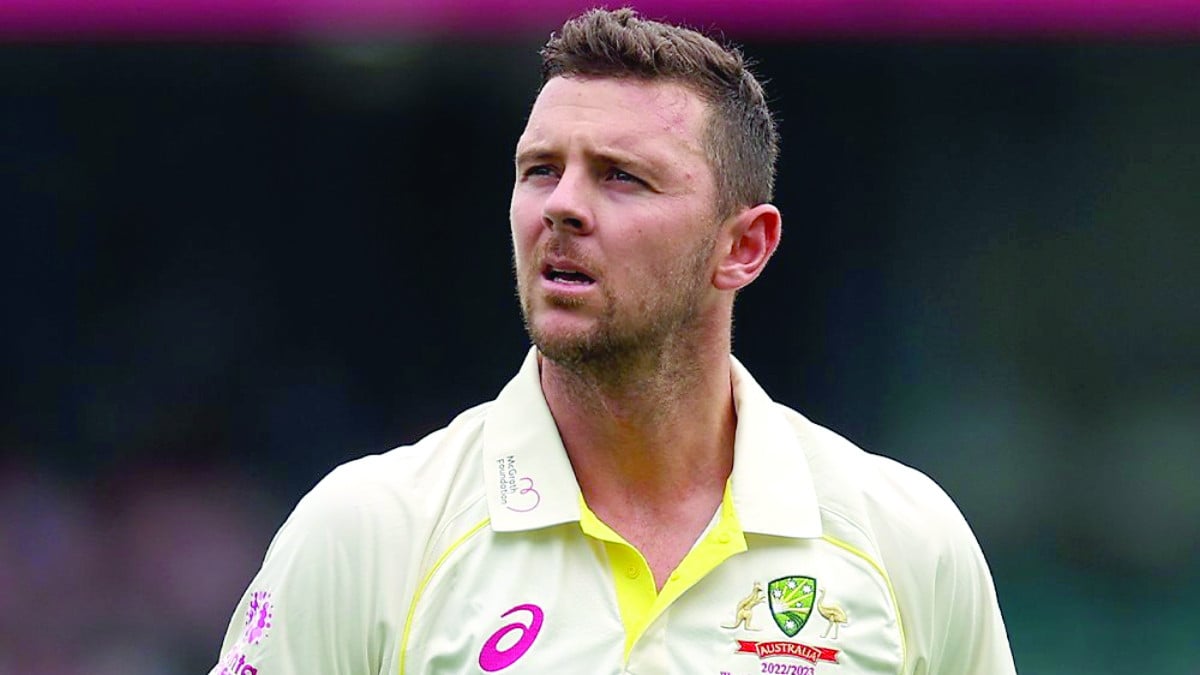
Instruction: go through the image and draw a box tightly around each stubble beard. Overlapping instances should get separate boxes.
[517,232,717,389]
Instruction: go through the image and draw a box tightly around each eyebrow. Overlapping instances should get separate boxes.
[513,146,557,166]
[514,144,662,176]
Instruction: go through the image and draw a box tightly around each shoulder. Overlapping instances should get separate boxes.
[246,399,497,620]
[776,404,978,565]
[210,402,497,674]
[287,400,493,540]
[778,405,1016,673]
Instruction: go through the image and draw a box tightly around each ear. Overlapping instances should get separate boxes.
[712,204,782,292]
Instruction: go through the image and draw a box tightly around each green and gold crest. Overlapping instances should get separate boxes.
[767,576,816,637]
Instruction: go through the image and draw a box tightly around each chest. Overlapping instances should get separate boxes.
[397,526,906,675]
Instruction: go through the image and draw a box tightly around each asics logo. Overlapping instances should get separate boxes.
[478,603,544,672]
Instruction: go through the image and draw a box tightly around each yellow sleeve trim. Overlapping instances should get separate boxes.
[820,534,907,670]
[398,518,491,675]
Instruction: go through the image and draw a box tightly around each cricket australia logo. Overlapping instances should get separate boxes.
[729,576,842,666]
[768,576,816,637]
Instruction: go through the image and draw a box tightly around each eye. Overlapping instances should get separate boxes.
[606,167,644,185]
[521,164,558,180]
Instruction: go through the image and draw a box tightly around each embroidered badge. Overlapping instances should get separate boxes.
[729,577,843,667]
[768,576,816,637]
[735,640,839,665]
[721,582,766,631]
[816,588,849,639]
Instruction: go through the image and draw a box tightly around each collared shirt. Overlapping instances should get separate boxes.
[211,349,1016,675]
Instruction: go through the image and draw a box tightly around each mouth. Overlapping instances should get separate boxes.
[541,263,596,286]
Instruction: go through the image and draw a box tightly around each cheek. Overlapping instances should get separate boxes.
[512,227,538,265]
[609,255,647,293]
[509,201,541,259]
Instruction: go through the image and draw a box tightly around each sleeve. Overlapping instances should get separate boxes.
[868,459,1017,675]
[923,504,1017,674]
[209,464,393,675]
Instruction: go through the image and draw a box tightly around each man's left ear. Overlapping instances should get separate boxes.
[712,204,782,291]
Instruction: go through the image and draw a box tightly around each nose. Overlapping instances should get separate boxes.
[541,169,594,235]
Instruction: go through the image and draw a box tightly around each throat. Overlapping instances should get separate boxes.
[589,492,724,591]
[547,344,710,430]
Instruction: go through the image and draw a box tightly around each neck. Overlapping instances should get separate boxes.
[539,329,736,515]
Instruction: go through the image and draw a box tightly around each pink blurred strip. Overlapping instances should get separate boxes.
[2,0,1198,39]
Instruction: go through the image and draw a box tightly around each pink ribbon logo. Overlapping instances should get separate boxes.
[505,477,541,513]
[478,603,544,671]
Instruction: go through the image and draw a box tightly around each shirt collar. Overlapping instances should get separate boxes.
[482,348,582,532]
[482,348,822,539]
[728,355,823,538]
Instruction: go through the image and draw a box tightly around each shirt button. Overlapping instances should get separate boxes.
[626,566,640,579]
[669,572,680,582]
[717,532,731,544]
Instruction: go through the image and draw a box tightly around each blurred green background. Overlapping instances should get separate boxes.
[2,35,1198,674]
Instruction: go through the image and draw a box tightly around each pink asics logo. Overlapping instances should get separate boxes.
[478,604,544,672]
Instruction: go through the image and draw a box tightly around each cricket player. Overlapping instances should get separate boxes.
[212,8,1016,674]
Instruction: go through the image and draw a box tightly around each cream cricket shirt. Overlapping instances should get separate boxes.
[212,349,1016,675]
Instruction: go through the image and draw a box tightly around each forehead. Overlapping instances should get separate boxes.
[517,76,708,159]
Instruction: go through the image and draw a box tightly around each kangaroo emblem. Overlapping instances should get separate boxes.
[722,582,766,631]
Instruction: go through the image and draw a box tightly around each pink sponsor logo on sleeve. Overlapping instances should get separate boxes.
[242,591,273,644]
[217,590,273,675]
[218,651,260,675]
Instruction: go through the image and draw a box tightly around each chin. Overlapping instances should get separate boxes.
[529,320,589,353]
[523,313,596,362]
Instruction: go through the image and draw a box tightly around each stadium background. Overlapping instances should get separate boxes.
[2,1,1198,672]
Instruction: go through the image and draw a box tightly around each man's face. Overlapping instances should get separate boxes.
[510,76,723,367]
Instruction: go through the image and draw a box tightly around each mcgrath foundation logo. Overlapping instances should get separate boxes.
[495,455,541,512]
[242,591,273,645]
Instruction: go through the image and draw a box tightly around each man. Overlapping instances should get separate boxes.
[212,9,1016,674]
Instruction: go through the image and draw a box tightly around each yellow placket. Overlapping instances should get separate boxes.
[577,481,748,660]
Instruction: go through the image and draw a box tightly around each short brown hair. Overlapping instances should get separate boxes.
[540,8,779,218]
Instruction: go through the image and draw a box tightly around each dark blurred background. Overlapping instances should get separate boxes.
[2,3,1199,673]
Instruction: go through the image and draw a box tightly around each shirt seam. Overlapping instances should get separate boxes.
[818,506,907,672]
[398,515,492,675]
